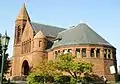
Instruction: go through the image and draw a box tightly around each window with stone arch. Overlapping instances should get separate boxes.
[90,48,95,57]
[39,41,42,47]
[96,48,100,57]
[76,48,80,58]
[108,49,111,59]
[104,49,107,59]
[22,25,25,33]
[82,48,86,57]
[54,51,58,59]
[21,39,31,54]
[17,25,21,43]
[28,39,31,52]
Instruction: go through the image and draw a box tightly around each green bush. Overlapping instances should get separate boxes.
[55,76,71,84]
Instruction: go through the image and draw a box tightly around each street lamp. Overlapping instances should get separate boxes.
[0,32,10,84]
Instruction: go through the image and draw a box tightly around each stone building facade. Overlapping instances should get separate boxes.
[12,4,118,81]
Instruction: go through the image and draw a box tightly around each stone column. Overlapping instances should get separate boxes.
[94,48,97,58]
[72,48,76,57]
[100,47,104,59]
[106,49,108,59]
[111,49,113,59]
[80,48,82,58]
[86,48,91,58]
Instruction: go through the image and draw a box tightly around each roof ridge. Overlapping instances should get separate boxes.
[82,24,111,45]
[31,22,65,29]
[31,22,65,37]
[87,25,110,44]
[58,23,88,35]
[82,25,90,43]
[58,25,76,35]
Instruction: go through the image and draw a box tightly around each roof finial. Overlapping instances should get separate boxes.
[79,20,91,26]
[26,0,29,3]
[80,20,87,24]
[23,3,26,7]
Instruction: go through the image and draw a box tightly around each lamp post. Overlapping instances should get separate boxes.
[0,32,10,84]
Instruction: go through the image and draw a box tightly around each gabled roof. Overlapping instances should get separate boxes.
[31,22,65,37]
[34,31,45,39]
[52,23,113,48]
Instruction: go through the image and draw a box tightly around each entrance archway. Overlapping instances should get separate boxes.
[22,60,29,75]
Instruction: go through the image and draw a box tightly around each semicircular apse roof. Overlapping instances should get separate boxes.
[52,23,113,48]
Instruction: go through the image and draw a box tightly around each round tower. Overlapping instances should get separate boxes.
[33,31,46,52]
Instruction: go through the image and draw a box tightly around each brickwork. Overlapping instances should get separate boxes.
[12,4,47,77]
[11,4,118,82]
[48,45,117,81]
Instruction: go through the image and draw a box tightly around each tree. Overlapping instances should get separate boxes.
[27,53,93,84]
[27,60,62,84]
[56,53,93,83]
[0,54,11,73]
[0,53,11,81]
[3,53,11,74]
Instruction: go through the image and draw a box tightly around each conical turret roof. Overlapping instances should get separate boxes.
[16,3,30,21]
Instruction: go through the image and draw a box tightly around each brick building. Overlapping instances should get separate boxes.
[12,4,118,81]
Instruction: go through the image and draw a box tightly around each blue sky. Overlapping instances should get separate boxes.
[0,0,120,65]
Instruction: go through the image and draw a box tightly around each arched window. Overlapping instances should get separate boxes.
[58,50,60,56]
[90,48,95,57]
[39,41,42,47]
[96,49,100,57]
[108,49,111,59]
[68,49,72,53]
[104,49,107,59]
[82,48,86,57]
[76,48,80,58]
[21,39,31,54]
[55,51,58,59]
[29,39,31,52]
[17,26,21,43]
[22,25,25,33]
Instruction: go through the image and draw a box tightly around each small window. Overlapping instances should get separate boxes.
[58,50,60,56]
[76,48,80,58]
[39,41,42,47]
[112,51,115,59]
[17,26,21,43]
[96,49,100,57]
[82,48,86,57]
[29,39,31,52]
[68,49,72,53]
[108,49,111,59]
[63,49,67,54]
[104,49,107,59]
[55,51,58,58]
[90,48,95,57]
